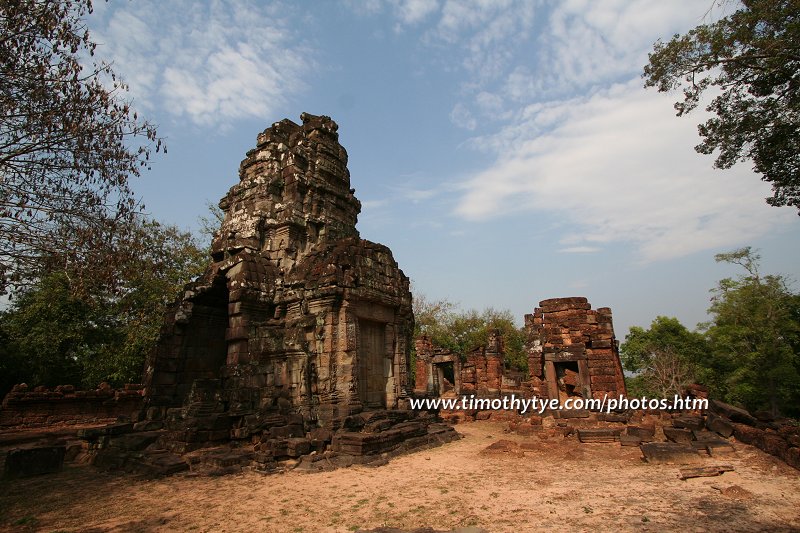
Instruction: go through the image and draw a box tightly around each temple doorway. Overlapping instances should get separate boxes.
[358,320,387,408]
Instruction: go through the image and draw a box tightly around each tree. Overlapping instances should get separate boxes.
[643,0,800,212]
[0,272,111,391]
[703,247,800,415]
[0,217,206,395]
[620,316,709,397]
[412,291,527,372]
[197,200,225,249]
[0,0,163,293]
[86,218,207,386]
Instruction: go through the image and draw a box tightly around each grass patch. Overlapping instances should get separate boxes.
[13,515,38,526]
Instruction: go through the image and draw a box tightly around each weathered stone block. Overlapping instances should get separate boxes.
[107,432,161,451]
[693,430,723,442]
[672,415,705,431]
[762,433,790,459]
[786,447,800,470]
[704,440,736,456]
[732,423,764,447]
[4,445,65,478]
[706,413,734,438]
[663,427,693,444]
[619,434,642,446]
[640,443,703,464]
[286,438,311,457]
[627,426,655,441]
[709,399,757,425]
[577,428,622,443]
[269,424,304,439]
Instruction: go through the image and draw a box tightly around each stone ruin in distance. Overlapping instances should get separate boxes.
[137,112,625,457]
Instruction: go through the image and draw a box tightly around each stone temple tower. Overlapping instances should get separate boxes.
[142,113,414,444]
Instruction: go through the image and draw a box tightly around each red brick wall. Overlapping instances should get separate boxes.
[0,384,143,428]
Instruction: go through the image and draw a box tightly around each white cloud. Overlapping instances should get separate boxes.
[475,91,506,116]
[394,0,440,25]
[530,0,707,97]
[454,80,794,262]
[450,102,477,130]
[361,199,389,210]
[343,0,383,16]
[559,246,601,254]
[435,0,536,83]
[404,188,438,202]
[387,185,440,203]
[90,1,311,127]
[431,0,719,132]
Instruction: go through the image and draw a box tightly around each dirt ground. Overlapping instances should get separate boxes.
[1,421,799,533]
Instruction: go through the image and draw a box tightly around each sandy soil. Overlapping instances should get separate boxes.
[1,421,799,533]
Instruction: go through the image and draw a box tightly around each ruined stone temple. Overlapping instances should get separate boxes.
[525,297,627,401]
[415,330,506,398]
[415,297,626,403]
[138,113,444,457]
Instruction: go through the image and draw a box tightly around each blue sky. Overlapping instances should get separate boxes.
[87,0,800,339]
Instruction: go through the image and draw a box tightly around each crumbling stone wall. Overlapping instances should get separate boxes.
[525,297,626,401]
[416,299,625,404]
[142,114,414,445]
[461,331,504,395]
[414,336,459,396]
[0,383,143,428]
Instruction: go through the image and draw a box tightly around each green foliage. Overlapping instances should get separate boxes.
[0,218,207,394]
[623,374,651,398]
[0,273,92,392]
[643,0,800,212]
[413,292,527,372]
[622,247,800,416]
[621,316,709,397]
[702,247,800,415]
[197,200,226,250]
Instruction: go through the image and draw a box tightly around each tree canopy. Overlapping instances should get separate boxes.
[413,292,527,372]
[620,316,709,397]
[0,0,163,293]
[621,247,800,417]
[703,247,800,415]
[643,0,800,212]
[0,218,206,396]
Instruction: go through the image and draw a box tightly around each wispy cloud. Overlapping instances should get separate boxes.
[358,0,792,262]
[454,81,793,262]
[342,0,384,17]
[449,102,477,130]
[361,199,389,210]
[559,247,601,254]
[405,1,713,133]
[389,185,440,203]
[90,1,312,127]
[526,0,708,99]
[394,0,440,25]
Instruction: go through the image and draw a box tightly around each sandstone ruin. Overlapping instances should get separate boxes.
[129,113,455,467]
[4,112,800,481]
[415,330,516,398]
[415,297,627,403]
[525,297,627,401]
